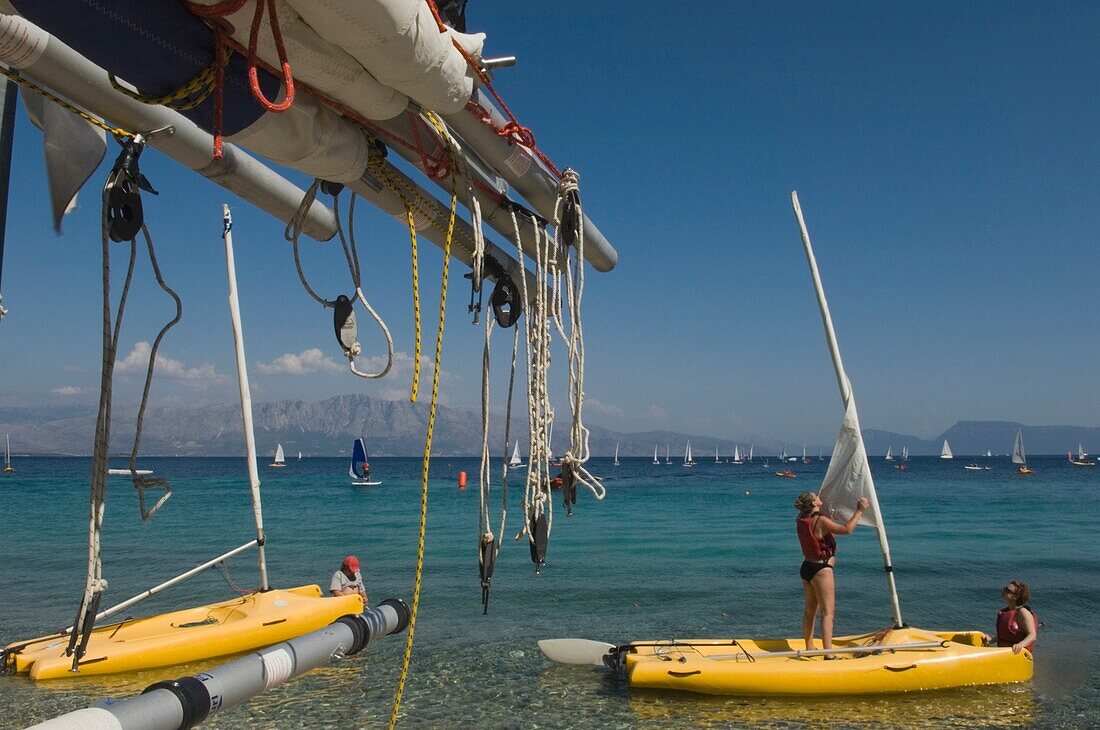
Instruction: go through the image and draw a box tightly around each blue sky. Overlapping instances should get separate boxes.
[1,1,1097,446]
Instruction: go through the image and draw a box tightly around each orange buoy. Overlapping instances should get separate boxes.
[457,471,467,489]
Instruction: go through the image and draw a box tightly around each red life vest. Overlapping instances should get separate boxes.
[796,514,837,561]
[996,605,1036,652]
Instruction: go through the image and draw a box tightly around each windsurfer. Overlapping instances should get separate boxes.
[794,491,869,656]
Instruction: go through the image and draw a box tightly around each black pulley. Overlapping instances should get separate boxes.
[530,513,548,574]
[479,534,496,614]
[559,189,581,249]
[104,136,157,243]
[332,294,357,352]
[490,275,521,328]
[561,460,578,516]
[320,180,344,197]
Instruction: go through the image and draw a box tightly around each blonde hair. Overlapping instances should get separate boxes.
[794,491,817,516]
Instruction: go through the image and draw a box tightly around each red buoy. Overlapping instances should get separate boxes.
[457,471,467,489]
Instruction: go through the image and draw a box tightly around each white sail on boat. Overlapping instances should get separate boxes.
[614,442,620,466]
[652,444,660,465]
[4,434,13,473]
[665,444,671,465]
[733,444,742,464]
[270,443,286,468]
[509,440,526,470]
[715,445,720,463]
[683,441,695,467]
[885,447,893,461]
[1069,442,1094,466]
[1013,430,1034,475]
[940,440,953,459]
[985,449,992,458]
[748,444,754,462]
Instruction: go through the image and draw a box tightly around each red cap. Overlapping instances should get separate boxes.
[343,555,360,572]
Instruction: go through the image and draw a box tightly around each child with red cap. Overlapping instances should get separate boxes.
[330,555,368,603]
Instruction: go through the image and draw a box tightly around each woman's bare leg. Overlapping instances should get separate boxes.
[811,568,836,651]
[802,580,819,650]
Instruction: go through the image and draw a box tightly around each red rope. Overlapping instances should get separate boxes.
[246,0,295,112]
[423,0,561,178]
[212,28,226,159]
[183,0,249,17]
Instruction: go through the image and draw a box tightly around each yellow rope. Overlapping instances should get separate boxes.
[407,206,422,402]
[0,65,133,138]
[107,48,231,111]
[387,117,457,730]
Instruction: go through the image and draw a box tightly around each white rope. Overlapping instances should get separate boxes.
[511,209,553,544]
[552,169,605,501]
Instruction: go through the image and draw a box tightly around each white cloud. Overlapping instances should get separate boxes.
[116,342,222,382]
[585,397,623,418]
[52,385,82,396]
[257,348,343,375]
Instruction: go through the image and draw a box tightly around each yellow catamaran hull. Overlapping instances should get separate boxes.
[6,585,362,680]
[622,627,1032,695]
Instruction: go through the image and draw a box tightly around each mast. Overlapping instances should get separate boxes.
[791,190,903,628]
[221,205,269,592]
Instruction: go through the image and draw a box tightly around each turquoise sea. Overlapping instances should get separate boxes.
[1,455,1098,728]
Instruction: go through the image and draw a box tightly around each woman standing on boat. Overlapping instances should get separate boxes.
[794,491,869,656]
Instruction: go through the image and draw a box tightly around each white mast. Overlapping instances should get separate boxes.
[222,205,269,592]
[792,190,902,628]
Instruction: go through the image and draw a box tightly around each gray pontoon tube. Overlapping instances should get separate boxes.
[30,599,410,730]
[0,12,336,241]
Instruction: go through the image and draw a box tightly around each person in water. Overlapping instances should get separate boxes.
[330,555,368,603]
[794,491,869,656]
[985,580,1037,654]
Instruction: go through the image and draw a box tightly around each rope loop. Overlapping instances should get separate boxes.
[245,0,296,112]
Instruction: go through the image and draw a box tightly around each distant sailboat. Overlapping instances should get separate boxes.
[1012,430,1034,475]
[665,444,671,465]
[4,434,13,473]
[902,446,909,461]
[614,442,621,467]
[802,444,811,463]
[940,440,953,460]
[984,449,992,458]
[270,444,286,468]
[683,441,696,467]
[1068,442,1093,467]
[653,444,660,465]
[350,437,381,485]
[885,447,893,461]
[733,444,743,464]
[509,441,527,470]
[715,444,720,463]
[298,450,302,460]
[748,444,754,463]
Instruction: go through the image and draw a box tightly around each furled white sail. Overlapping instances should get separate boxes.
[819,393,880,529]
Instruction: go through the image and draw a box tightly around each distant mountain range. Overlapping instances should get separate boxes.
[0,396,1096,457]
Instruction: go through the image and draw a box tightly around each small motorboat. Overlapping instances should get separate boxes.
[774,469,796,479]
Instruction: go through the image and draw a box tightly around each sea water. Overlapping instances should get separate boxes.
[1,456,1097,728]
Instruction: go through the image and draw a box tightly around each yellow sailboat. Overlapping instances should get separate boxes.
[6,586,362,680]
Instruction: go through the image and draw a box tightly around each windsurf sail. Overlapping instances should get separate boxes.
[350,438,369,479]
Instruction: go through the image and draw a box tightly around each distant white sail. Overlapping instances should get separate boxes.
[1012,430,1027,466]
[940,440,953,459]
[885,447,893,461]
[653,444,659,465]
[509,440,525,468]
[733,445,741,462]
[614,442,620,466]
[271,444,286,466]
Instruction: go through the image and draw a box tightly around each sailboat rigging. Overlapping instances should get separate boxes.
[792,190,903,628]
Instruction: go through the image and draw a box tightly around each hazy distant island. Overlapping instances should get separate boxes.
[1,395,1096,458]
